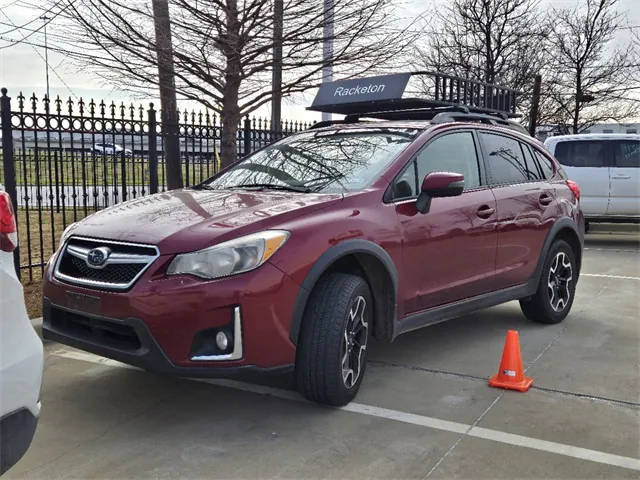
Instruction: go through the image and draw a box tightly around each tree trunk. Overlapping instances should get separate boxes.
[220,100,241,169]
[485,33,493,84]
[528,74,542,136]
[220,0,242,169]
[151,0,183,190]
[483,9,494,84]
[573,70,582,134]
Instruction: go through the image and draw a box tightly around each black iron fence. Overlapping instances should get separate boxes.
[0,87,312,281]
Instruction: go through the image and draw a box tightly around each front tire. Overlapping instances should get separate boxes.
[520,239,577,324]
[296,272,372,406]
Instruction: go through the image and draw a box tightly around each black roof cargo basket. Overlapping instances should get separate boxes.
[308,71,520,121]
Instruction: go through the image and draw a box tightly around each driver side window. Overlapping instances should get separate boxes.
[416,132,481,190]
[391,132,481,200]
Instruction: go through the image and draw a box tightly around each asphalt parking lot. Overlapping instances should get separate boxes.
[7,226,640,479]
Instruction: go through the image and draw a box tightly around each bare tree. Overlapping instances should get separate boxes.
[415,0,545,99]
[542,0,639,133]
[36,0,416,168]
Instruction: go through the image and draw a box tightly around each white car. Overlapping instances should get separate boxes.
[92,142,132,156]
[0,188,43,474]
[544,134,639,225]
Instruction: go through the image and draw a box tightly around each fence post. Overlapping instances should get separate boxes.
[54,150,61,213]
[1,88,20,278]
[243,117,251,156]
[120,151,127,202]
[148,103,159,194]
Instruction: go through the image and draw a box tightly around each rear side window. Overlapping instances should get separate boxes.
[520,145,545,180]
[612,140,640,167]
[415,132,481,190]
[533,150,555,179]
[553,141,608,167]
[480,132,529,185]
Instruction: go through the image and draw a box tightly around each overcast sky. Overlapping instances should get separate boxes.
[0,0,638,121]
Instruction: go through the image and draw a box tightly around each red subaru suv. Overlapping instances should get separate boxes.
[43,76,584,406]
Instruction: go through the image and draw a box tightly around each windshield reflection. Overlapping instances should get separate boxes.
[205,128,419,193]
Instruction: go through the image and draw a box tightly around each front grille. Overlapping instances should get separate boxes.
[49,307,141,351]
[64,237,157,256]
[54,237,159,290]
[61,256,147,284]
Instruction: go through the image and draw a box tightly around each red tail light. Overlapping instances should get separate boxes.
[0,191,18,252]
[566,180,580,201]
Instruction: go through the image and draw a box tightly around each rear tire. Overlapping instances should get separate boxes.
[520,240,577,324]
[295,272,372,406]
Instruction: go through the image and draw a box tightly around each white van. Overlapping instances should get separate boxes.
[0,188,43,474]
[544,134,639,224]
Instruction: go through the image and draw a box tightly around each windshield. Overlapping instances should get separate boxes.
[203,128,419,193]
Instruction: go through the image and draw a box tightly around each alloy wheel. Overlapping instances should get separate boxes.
[547,251,573,312]
[341,295,368,389]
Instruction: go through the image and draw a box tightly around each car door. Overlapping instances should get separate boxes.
[393,130,498,313]
[479,131,557,289]
[608,139,640,217]
[552,139,610,216]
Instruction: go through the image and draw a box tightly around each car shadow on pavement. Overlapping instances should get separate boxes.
[367,303,562,379]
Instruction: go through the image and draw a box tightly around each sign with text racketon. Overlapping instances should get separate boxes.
[310,73,411,111]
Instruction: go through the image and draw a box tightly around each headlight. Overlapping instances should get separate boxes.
[167,230,289,280]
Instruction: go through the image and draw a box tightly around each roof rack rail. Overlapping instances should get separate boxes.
[431,111,528,135]
[308,71,520,119]
[307,117,361,130]
[342,105,471,122]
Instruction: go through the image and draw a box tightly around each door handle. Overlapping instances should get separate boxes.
[612,175,631,180]
[539,193,553,206]
[476,205,495,218]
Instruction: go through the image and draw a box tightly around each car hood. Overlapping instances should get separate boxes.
[69,188,342,254]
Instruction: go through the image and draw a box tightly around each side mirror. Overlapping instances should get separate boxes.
[416,172,465,214]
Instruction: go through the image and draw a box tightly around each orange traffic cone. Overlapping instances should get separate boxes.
[489,330,533,392]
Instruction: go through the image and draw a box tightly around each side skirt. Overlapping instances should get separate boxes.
[393,281,536,339]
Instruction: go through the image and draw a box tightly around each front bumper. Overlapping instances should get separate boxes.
[42,259,300,375]
[0,408,38,474]
[43,300,293,382]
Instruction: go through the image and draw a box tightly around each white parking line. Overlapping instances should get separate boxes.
[52,349,640,472]
[582,273,640,281]
[584,248,639,253]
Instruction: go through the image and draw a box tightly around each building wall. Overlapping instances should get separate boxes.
[582,123,640,134]
[536,122,640,142]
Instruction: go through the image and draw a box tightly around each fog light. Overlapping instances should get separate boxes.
[190,306,243,361]
[216,331,229,351]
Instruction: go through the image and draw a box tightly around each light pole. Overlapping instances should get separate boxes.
[40,15,51,102]
[271,0,283,133]
[322,0,334,122]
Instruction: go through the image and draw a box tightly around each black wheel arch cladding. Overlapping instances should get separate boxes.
[532,217,583,287]
[289,239,398,345]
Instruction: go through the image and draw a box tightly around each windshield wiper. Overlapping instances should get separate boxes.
[226,183,311,193]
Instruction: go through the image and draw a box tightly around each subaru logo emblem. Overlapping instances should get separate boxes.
[86,247,111,268]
